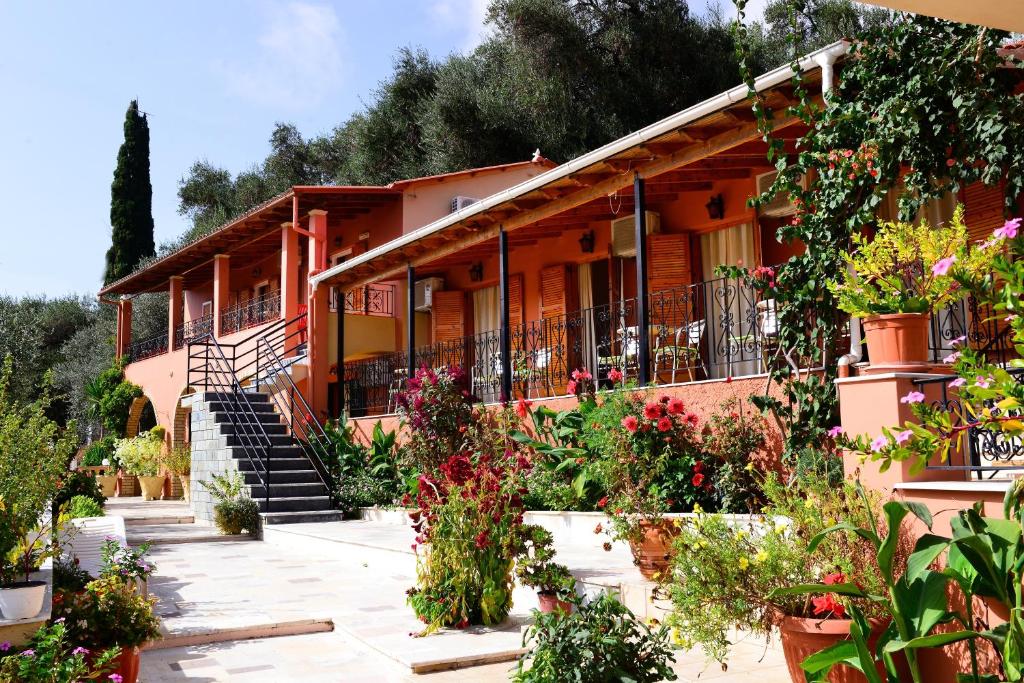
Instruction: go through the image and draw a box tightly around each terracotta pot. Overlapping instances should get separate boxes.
[96,475,118,498]
[537,591,573,615]
[179,474,191,503]
[112,646,141,683]
[137,475,166,501]
[628,519,680,581]
[779,615,902,683]
[862,313,931,372]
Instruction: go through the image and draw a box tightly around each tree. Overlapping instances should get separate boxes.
[104,100,155,285]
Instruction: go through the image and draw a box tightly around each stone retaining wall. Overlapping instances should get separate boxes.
[188,394,239,523]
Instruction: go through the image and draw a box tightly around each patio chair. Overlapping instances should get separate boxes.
[653,319,707,384]
[757,299,780,373]
[58,515,127,578]
[386,367,408,414]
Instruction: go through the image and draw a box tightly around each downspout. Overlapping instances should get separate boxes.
[813,51,862,377]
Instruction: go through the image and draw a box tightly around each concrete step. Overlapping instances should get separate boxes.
[237,457,312,472]
[218,421,288,436]
[242,469,323,485]
[195,391,270,404]
[205,400,277,414]
[256,496,332,513]
[249,482,328,499]
[225,433,294,447]
[261,510,345,525]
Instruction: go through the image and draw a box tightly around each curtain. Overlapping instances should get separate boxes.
[472,286,500,334]
[700,223,757,379]
[578,262,597,375]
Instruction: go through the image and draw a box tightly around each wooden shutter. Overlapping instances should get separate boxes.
[964,181,1008,244]
[540,265,572,319]
[647,233,691,294]
[432,290,466,342]
[508,274,524,326]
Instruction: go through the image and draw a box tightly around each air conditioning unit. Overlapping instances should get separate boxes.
[610,212,661,258]
[450,196,479,214]
[755,169,807,217]
[414,277,444,312]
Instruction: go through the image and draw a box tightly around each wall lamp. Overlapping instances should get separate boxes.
[469,262,484,282]
[578,229,596,254]
[705,194,725,220]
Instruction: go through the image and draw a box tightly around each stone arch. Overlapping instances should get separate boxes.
[172,388,195,448]
[125,395,157,438]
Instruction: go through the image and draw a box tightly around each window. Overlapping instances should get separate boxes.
[201,301,213,318]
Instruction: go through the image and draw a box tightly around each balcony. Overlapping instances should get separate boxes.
[125,332,169,363]
[220,292,282,336]
[336,283,395,317]
[174,314,213,350]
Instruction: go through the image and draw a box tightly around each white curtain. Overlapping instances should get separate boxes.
[578,263,597,374]
[472,286,500,334]
[699,222,756,274]
[700,223,757,379]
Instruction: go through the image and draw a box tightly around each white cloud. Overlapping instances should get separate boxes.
[215,2,345,108]
[430,0,492,51]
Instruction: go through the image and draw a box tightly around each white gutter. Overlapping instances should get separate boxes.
[312,40,850,289]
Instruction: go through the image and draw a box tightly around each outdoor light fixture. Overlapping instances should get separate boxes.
[469,262,484,282]
[251,267,262,278]
[578,229,596,254]
[705,194,725,220]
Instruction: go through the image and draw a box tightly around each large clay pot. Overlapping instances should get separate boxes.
[179,474,191,503]
[537,591,573,615]
[628,519,680,581]
[779,615,901,683]
[112,646,141,683]
[0,580,47,620]
[862,313,931,373]
[137,475,166,501]
[96,475,118,498]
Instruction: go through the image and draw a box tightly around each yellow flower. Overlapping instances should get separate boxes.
[692,503,703,514]
[755,550,769,564]
[735,529,748,540]
[744,462,755,472]
[738,557,750,571]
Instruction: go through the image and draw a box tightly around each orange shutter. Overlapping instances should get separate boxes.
[432,290,466,342]
[647,233,691,294]
[508,274,524,326]
[964,181,1008,244]
[540,265,572,319]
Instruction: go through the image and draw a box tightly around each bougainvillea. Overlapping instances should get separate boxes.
[395,366,473,473]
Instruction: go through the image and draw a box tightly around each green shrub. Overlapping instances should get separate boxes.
[324,416,405,515]
[52,556,93,593]
[514,594,677,683]
[92,362,143,438]
[114,430,163,476]
[54,470,107,511]
[81,435,117,467]
[201,471,261,535]
[162,443,191,476]
[66,495,105,519]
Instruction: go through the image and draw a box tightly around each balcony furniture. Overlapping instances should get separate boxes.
[756,298,779,372]
[386,367,408,414]
[653,319,707,384]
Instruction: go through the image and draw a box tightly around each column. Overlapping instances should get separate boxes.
[407,264,416,381]
[169,276,183,349]
[307,211,330,419]
[336,287,346,413]
[280,222,299,322]
[116,298,133,359]
[212,255,230,337]
[634,174,651,386]
[498,229,513,401]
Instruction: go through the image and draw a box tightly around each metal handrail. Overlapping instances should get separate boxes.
[126,332,169,363]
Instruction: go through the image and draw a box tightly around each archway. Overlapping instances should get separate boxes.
[125,395,157,438]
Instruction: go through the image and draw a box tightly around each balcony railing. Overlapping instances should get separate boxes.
[174,314,213,350]
[333,283,396,317]
[125,332,169,363]
[928,295,1014,367]
[342,276,789,416]
[220,291,282,335]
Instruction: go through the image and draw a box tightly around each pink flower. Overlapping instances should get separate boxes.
[1008,315,1019,322]
[995,218,1021,239]
[827,426,844,438]
[109,675,123,683]
[951,335,967,347]
[656,417,673,432]
[943,351,961,364]
[871,435,888,452]
[643,402,663,420]
[931,256,956,276]
[667,398,685,415]
[621,416,639,433]
[608,368,623,382]
[895,430,913,445]
[900,391,926,404]
[0,642,9,652]
[72,646,89,656]
[950,377,967,388]
[976,376,994,389]
[566,380,577,395]
[21,650,34,657]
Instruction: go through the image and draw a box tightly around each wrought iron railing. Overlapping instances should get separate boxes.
[913,368,1024,479]
[220,292,281,335]
[125,332,169,363]
[174,314,213,350]
[337,284,395,317]
[928,296,1014,367]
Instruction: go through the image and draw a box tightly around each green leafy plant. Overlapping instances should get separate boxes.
[63,495,105,520]
[53,575,162,651]
[200,471,260,535]
[114,430,163,477]
[80,436,117,467]
[0,620,120,682]
[54,470,106,513]
[701,398,769,513]
[101,538,155,583]
[325,415,406,515]
[52,556,92,594]
[90,361,143,438]
[514,524,574,599]
[162,443,190,476]
[514,593,678,683]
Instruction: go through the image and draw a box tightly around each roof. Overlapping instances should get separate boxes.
[311,41,850,291]
[388,159,557,189]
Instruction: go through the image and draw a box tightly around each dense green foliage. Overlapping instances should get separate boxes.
[201,471,261,535]
[54,470,107,512]
[104,100,155,285]
[323,416,406,515]
[65,495,106,520]
[89,361,142,438]
[0,620,120,682]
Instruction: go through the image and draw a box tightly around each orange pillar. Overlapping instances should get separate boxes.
[280,222,299,321]
[307,211,329,420]
[116,298,133,358]
[213,255,230,336]
[168,276,183,350]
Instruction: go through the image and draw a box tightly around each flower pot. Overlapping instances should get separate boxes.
[0,580,47,620]
[137,475,166,501]
[537,591,573,615]
[96,475,118,498]
[628,519,680,581]
[779,615,902,683]
[113,646,141,683]
[862,313,931,373]
[179,474,191,503]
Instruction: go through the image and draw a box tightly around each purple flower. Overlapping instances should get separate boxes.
[72,646,89,656]
[943,351,961,364]
[976,376,994,389]
[895,430,914,445]
[950,378,967,388]
[20,649,34,657]
[871,435,888,452]
[900,391,926,404]
[994,218,1021,240]
[951,335,967,347]
[0,641,10,652]
[109,675,123,683]
[827,425,844,438]
[931,256,956,276]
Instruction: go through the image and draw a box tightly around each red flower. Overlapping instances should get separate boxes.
[621,416,639,433]
[823,572,846,586]
[608,368,623,382]
[667,398,685,415]
[515,398,532,419]
[656,417,672,432]
[643,402,662,420]
[474,531,491,549]
[685,413,699,427]
[597,496,608,509]
[811,594,846,618]
[566,380,577,395]
[692,472,705,487]
[693,460,704,473]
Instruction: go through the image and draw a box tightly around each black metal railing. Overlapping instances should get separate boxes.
[220,292,282,335]
[914,368,1024,479]
[125,332,168,363]
[175,314,213,350]
[343,276,784,415]
[928,296,1014,367]
[337,283,395,317]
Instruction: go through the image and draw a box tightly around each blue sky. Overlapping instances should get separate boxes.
[0,0,755,298]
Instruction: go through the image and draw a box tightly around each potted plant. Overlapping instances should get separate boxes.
[200,471,261,535]
[0,501,56,620]
[584,389,710,579]
[662,473,893,682]
[0,620,120,681]
[101,538,155,596]
[828,207,983,370]
[515,524,576,614]
[80,436,118,497]
[163,444,191,503]
[52,575,162,683]
[115,430,165,501]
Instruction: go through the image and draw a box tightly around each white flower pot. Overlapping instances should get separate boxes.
[0,581,47,620]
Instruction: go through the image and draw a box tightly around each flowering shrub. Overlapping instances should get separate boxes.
[701,399,769,513]
[406,408,530,634]
[0,621,120,682]
[100,538,155,583]
[53,575,162,652]
[662,473,889,665]
[396,366,473,473]
[113,430,163,477]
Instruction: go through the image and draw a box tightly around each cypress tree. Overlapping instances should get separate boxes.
[104,100,155,285]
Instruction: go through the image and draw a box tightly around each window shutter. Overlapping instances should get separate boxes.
[432,290,466,342]
[509,274,524,326]
[648,233,691,294]
[540,265,572,319]
[964,181,1008,243]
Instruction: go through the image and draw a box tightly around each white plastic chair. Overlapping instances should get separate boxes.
[59,516,127,578]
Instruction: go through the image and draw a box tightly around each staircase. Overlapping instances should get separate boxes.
[188,315,342,525]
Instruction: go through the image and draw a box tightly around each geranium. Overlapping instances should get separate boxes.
[643,402,662,420]
[811,593,846,618]
[667,398,685,415]
[608,368,623,382]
